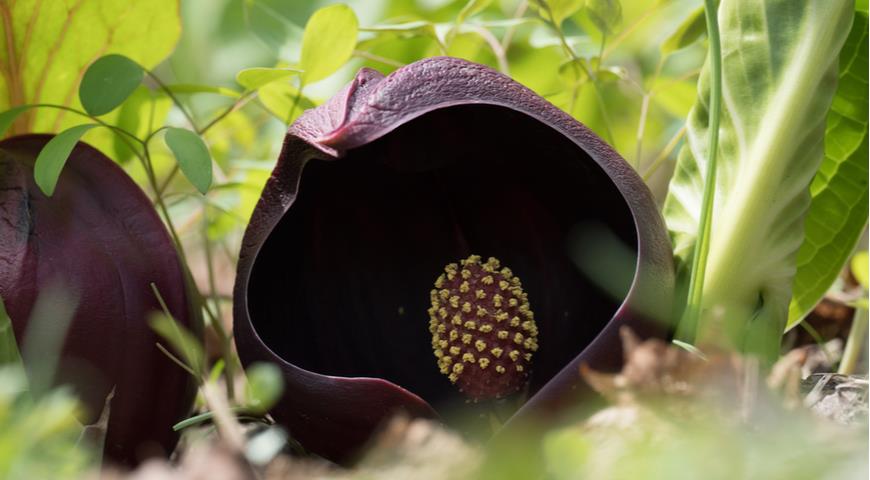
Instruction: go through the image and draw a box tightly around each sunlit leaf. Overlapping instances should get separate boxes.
[585,0,623,34]
[236,67,302,90]
[663,0,854,359]
[530,0,584,26]
[788,12,869,328]
[661,5,706,55]
[164,128,213,195]
[457,0,493,25]
[852,251,869,289]
[651,78,698,119]
[34,124,98,196]
[112,86,172,164]
[79,54,144,116]
[299,4,359,83]
[258,82,316,124]
[0,0,181,136]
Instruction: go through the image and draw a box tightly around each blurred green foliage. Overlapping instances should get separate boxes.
[0,368,92,479]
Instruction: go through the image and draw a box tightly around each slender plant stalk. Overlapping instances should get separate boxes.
[838,306,868,375]
[202,204,236,400]
[538,0,615,144]
[679,0,722,342]
[642,125,686,181]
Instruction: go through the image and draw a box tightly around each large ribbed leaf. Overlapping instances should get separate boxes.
[787,12,869,329]
[663,0,854,359]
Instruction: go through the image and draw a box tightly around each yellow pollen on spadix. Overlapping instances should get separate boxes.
[428,254,539,401]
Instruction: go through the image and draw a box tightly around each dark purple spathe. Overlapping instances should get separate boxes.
[234,57,674,463]
[0,134,196,465]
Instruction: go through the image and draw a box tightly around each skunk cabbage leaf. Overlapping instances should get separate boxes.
[663,0,854,359]
[787,12,869,328]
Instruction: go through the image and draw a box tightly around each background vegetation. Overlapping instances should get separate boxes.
[0,0,866,477]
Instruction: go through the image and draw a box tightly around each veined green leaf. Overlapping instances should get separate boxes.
[112,86,172,164]
[0,0,180,136]
[236,67,302,90]
[258,82,316,125]
[663,0,854,359]
[788,12,869,328]
[661,6,706,55]
[299,5,359,84]
[164,128,213,195]
[34,124,98,196]
[79,54,144,116]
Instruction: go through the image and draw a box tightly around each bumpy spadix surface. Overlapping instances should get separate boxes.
[429,255,538,400]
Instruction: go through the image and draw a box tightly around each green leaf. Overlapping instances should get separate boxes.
[651,78,698,118]
[584,0,622,35]
[457,0,493,25]
[299,4,359,84]
[662,0,854,359]
[164,128,213,195]
[245,362,284,414]
[112,86,172,164]
[258,82,316,125]
[530,0,584,26]
[661,6,706,55]
[149,313,205,378]
[0,296,23,368]
[34,124,98,196]
[787,12,869,328]
[0,0,181,136]
[852,251,869,289]
[78,54,144,116]
[360,20,444,47]
[236,67,302,90]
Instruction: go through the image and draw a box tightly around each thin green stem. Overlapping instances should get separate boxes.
[198,90,257,135]
[146,71,199,131]
[680,0,722,342]
[537,1,615,144]
[634,58,665,168]
[285,83,306,125]
[838,306,868,375]
[201,203,236,401]
[26,103,143,149]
